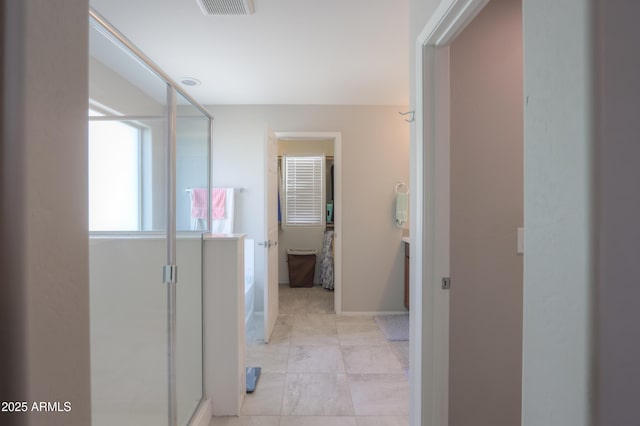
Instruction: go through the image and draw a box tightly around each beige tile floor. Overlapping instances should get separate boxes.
[209,286,410,426]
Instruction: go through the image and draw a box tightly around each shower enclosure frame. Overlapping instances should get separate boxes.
[89,8,214,426]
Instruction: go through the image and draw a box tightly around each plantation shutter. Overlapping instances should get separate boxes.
[283,154,325,226]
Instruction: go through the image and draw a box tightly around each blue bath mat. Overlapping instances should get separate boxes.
[374,314,409,341]
[246,367,261,393]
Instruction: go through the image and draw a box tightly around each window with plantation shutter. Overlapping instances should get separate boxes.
[283,154,325,227]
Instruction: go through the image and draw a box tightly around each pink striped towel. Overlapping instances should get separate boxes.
[190,188,226,219]
[211,188,226,219]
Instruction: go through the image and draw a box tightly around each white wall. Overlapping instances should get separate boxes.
[1,1,91,424]
[409,0,444,111]
[89,58,163,116]
[521,1,596,424]
[176,116,210,231]
[521,2,640,423]
[209,105,409,312]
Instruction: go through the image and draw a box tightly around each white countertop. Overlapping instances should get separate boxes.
[203,233,247,240]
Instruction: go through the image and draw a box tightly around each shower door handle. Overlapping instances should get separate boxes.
[163,264,178,284]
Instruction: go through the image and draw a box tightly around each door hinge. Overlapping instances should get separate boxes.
[442,277,451,290]
[163,265,178,284]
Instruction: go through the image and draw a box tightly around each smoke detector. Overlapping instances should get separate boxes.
[196,0,255,15]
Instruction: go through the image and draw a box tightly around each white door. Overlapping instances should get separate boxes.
[263,129,279,342]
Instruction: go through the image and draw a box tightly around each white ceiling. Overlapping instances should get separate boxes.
[89,0,410,106]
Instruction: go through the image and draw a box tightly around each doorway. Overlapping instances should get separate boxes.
[255,130,342,344]
[272,132,343,322]
[412,1,523,425]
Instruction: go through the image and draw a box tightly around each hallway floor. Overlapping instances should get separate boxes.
[209,285,410,426]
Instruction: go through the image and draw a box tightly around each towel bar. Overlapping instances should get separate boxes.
[186,187,244,193]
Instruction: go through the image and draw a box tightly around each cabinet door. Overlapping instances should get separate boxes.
[404,242,410,310]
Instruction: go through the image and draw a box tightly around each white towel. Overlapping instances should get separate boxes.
[211,188,235,233]
[395,192,409,227]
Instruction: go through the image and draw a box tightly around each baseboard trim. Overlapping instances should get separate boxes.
[340,311,408,316]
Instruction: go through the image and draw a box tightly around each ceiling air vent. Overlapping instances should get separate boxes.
[196,0,255,15]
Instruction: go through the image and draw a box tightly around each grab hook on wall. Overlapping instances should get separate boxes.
[399,110,415,123]
[395,181,409,194]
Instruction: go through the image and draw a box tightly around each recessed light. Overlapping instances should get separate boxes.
[181,77,201,87]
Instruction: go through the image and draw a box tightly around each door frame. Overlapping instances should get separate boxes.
[263,129,279,342]
[269,131,343,314]
[412,1,489,425]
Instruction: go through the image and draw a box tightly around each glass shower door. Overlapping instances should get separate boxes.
[89,10,211,426]
[175,96,210,424]
[89,16,171,424]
